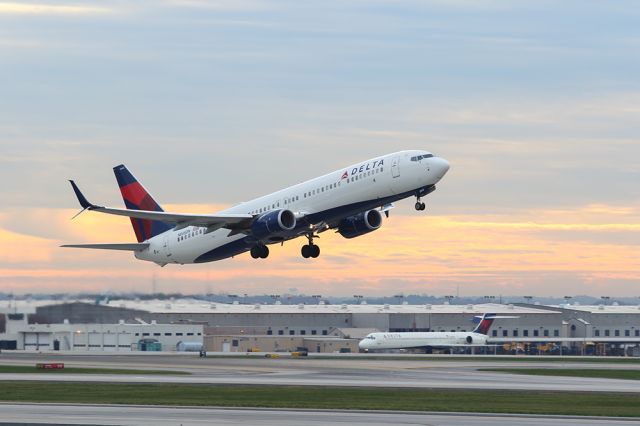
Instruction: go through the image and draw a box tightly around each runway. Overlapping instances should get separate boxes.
[0,404,638,426]
[1,353,639,393]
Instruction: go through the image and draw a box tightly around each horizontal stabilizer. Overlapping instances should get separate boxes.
[61,243,150,251]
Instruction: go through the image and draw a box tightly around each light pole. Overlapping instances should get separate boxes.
[353,295,364,304]
[601,296,610,305]
[312,294,322,304]
[524,296,533,304]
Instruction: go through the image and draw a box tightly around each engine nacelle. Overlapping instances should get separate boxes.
[466,335,473,344]
[338,209,383,239]
[251,209,296,240]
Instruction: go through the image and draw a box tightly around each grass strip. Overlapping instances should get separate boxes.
[212,355,640,363]
[0,382,639,417]
[480,368,640,381]
[0,365,189,375]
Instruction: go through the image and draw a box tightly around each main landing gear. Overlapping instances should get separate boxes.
[301,233,320,259]
[250,244,269,259]
[415,198,426,211]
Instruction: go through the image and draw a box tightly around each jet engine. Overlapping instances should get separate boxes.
[251,209,296,240]
[338,209,383,239]
[466,335,473,344]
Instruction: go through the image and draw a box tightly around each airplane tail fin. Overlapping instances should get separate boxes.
[472,313,496,335]
[113,164,173,242]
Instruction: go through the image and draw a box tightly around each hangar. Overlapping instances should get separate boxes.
[1,299,638,354]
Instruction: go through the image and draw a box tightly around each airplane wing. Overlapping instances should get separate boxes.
[68,180,253,231]
[61,243,150,251]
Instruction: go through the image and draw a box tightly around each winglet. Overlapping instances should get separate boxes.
[69,180,94,209]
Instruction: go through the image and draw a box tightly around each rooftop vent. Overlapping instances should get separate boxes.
[424,304,432,310]
[598,305,605,310]
[341,304,348,310]
[384,304,390,310]
[254,304,261,310]
[118,319,125,325]
[210,304,216,310]
[298,303,304,310]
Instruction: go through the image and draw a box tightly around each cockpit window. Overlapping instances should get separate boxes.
[410,154,434,161]
[366,335,376,340]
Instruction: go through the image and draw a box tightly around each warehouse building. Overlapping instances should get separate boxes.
[0,303,203,352]
[1,299,639,354]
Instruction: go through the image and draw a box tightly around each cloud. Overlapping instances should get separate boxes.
[165,0,271,11]
[0,203,638,296]
[0,2,111,15]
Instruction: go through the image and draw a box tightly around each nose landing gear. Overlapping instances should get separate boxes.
[250,244,269,259]
[415,199,426,211]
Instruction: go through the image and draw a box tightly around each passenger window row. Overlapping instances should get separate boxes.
[247,175,350,215]
[346,167,383,183]
[178,228,204,242]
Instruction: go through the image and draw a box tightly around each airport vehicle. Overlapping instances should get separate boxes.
[63,150,449,265]
[358,313,507,351]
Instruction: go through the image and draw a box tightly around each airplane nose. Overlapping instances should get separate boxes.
[431,157,449,178]
[438,158,450,175]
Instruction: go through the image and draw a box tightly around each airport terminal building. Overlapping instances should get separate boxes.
[1,299,639,355]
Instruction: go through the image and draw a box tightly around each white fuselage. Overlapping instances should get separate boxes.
[134,150,449,265]
[359,331,488,351]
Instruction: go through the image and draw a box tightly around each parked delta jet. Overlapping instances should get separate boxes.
[358,314,513,351]
[62,150,449,266]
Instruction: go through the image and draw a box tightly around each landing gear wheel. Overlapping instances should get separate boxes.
[251,245,269,259]
[301,244,320,259]
[301,230,321,259]
[415,201,426,211]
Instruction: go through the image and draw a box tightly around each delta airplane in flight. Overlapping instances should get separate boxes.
[63,150,449,266]
[358,314,512,351]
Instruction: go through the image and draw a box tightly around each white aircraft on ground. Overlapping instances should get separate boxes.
[358,313,512,351]
[63,150,449,266]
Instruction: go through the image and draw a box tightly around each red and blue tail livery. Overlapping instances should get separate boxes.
[113,165,172,243]
[472,313,496,335]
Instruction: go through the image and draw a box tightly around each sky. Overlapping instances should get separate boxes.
[1,0,639,297]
